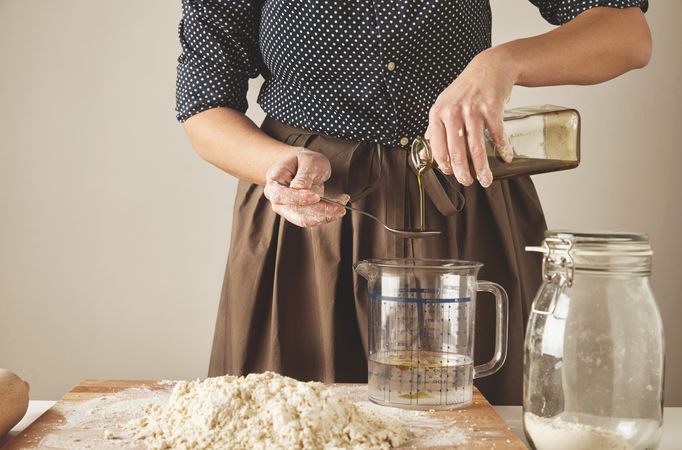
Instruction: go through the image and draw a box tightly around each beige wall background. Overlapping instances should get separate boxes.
[1,0,680,404]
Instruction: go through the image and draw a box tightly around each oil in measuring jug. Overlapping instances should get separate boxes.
[368,350,474,409]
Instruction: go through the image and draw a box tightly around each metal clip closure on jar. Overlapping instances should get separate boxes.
[526,237,574,316]
[526,236,575,285]
[526,231,653,316]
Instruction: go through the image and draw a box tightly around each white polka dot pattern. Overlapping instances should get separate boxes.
[176,0,648,147]
[177,1,266,117]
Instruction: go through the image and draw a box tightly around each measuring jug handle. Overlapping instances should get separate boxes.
[473,281,509,379]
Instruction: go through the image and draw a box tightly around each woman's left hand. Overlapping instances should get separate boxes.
[426,48,516,188]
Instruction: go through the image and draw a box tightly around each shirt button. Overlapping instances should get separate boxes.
[400,136,409,146]
[387,61,396,72]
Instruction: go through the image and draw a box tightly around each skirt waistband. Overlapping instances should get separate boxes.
[260,116,464,215]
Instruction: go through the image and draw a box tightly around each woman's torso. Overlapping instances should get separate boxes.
[257,0,492,147]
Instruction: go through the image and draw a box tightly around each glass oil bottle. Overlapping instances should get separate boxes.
[412,105,581,180]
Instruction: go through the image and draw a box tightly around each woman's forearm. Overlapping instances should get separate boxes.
[490,6,651,87]
[183,107,300,185]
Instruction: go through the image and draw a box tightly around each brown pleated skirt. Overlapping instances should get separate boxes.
[208,117,546,405]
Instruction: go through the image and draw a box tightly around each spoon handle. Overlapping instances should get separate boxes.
[319,196,387,226]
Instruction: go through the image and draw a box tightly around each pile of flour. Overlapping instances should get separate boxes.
[129,372,409,450]
[524,412,635,450]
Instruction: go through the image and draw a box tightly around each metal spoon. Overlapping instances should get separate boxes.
[319,196,441,239]
[270,180,440,238]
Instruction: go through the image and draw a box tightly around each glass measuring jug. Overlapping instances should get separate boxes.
[354,259,509,410]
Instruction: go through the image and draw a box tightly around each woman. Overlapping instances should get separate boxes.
[177,0,650,404]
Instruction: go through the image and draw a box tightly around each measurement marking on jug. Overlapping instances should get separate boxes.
[447,304,452,405]
[367,283,478,410]
[369,293,471,303]
[442,304,448,405]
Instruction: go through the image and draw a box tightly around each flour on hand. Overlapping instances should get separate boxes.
[129,372,409,450]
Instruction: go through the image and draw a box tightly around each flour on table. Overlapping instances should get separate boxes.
[35,378,470,449]
[355,400,468,447]
[129,372,409,450]
[38,386,170,449]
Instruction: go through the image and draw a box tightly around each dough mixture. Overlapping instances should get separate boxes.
[129,372,409,449]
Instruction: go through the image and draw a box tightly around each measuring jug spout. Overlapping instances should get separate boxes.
[353,260,377,281]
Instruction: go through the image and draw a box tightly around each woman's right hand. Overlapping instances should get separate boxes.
[264,149,349,227]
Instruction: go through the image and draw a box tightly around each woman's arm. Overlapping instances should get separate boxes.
[184,107,348,226]
[499,6,651,87]
[177,0,346,227]
[183,107,298,185]
[426,6,651,187]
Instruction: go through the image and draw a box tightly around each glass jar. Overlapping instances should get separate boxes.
[523,231,664,450]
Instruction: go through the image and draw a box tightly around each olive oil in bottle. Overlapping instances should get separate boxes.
[412,105,581,181]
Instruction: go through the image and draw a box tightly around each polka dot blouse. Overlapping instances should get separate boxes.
[176,0,647,147]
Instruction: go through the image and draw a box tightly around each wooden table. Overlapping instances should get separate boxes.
[3,380,527,449]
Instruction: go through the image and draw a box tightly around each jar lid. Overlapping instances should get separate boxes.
[528,230,653,275]
[548,230,652,253]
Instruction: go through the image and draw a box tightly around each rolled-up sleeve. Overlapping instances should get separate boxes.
[529,0,648,25]
[176,0,264,122]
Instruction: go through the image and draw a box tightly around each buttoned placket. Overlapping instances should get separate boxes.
[372,1,412,257]
[374,1,414,148]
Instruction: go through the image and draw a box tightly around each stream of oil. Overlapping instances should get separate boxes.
[416,162,429,231]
